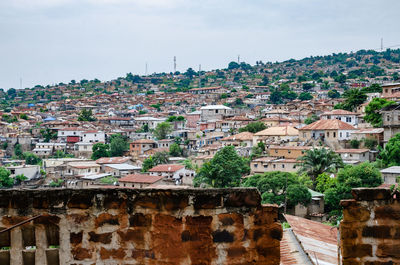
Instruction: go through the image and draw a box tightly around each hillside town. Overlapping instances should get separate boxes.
[2,48,400,265]
[1,49,400,222]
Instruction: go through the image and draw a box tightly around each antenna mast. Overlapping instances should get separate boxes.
[199,64,201,88]
[145,62,148,75]
[381,38,384,52]
[173,56,176,73]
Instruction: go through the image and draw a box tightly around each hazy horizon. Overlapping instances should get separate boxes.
[1,0,399,89]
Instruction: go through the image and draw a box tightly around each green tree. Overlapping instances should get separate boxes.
[109,134,128,156]
[259,75,269,86]
[363,138,378,150]
[153,151,170,165]
[324,162,382,212]
[100,176,118,184]
[51,150,74,158]
[364,98,395,127]
[297,148,344,183]
[169,143,182,157]
[304,114,319,125]
[153,122,172,140]
[91,143,110,160]
[238,122,266,133]
[14,143,23,159]
[142,156,155,172]
[328,89,340,99]
[379,133,400,167]
[20,114,28,120]
[336,89,367,111]
[14,174,27,185]
[302,83,314,91]
[298,92,313,101]
[78,109,96,122]
[23,152,41,165]
[49,179,64,187]
[241,171,311,207]
[228,62,240,69]
[350,139,360,149]
[361,84,382,93]
[0,167,13,188]
[250,142,265,160]
[40,128,57,142]
[194,146,249,188]
[315,173,336,193]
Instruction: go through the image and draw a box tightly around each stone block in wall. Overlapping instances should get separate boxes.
[0,188,281,264]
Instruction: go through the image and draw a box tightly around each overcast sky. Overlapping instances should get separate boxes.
[1,0,399,89]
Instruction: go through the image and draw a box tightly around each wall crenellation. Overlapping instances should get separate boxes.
[0,188,282,265]
[340,187,400,265]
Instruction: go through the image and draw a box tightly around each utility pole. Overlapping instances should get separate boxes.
[20,78,22,90]
[381,38,384,52]
[145,62,148,76]
[174,56,176,73]
[238,55,240,64]
[199,64,202,88]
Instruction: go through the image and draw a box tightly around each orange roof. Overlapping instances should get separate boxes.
[119,174,163,183]
[148,164,184,172]
[321,109,357,115]
[132,139,156,144]
[299,119,356,131]
[335,149,369,154]
[190,86,221,91]
[96,157,130,164]
[221,132,254,141]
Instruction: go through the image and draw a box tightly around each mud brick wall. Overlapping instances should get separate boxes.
[0,188,282,265]
[340,187,400,265]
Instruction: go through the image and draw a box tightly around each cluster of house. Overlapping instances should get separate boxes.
[2,82,400,219]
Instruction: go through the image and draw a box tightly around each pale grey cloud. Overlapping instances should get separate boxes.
[0,0,399,89]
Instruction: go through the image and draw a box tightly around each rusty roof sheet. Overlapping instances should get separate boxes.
[284,214,338,265]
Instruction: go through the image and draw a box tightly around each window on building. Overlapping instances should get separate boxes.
[333,132,336,138]
[282,164,285,168]
[340,132,342,137]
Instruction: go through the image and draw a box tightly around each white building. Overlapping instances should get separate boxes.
[148,164,195,186]
[135,117,166,130]
[200,105,233,122]
[320,109,359,127]
[81,130,105,143]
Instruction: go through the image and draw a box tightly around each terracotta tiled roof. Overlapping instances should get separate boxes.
[335,149,369,153]
[254,126,299,136]
[148,164,184,172]
[96,157,130,164]
[132,139,156,144]
[221,132,254,141]
[269,145,312,150]
[321,109,357,115]
[119,174,163,183]
[299,119,356,131]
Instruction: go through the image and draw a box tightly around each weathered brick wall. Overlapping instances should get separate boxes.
[340,187,400,265]
[0,188,282,265]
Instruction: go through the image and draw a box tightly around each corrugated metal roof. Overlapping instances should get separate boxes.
[284,214,338,265]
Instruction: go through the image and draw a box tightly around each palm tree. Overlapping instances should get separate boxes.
[297,148,344,183]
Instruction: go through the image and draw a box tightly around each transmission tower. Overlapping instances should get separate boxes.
[174,56,176,73]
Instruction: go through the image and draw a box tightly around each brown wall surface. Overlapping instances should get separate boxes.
[0,188,282,265]
[340,187,400,265]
